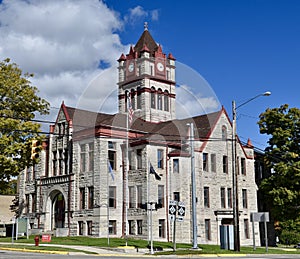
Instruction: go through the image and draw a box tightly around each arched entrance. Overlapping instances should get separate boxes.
[45,190,66,231]
[53,193,65,228]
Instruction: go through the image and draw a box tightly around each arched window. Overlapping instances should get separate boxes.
[130,89,135,110]
[222,125,227,141]
[164,90,169,111]
[151,87,156,109]
[137,87,141,109]
[157,88,163,110]
[125,90,128,112]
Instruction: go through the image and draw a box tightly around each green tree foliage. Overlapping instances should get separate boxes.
[0,58,49,192]
[258,104,300,228]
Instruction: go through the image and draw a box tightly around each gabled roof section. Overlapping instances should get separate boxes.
[64,106,114,132]
[134,29,158,55]
[57,104,227,152]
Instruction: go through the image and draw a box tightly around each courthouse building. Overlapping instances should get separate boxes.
[18,26,260,246]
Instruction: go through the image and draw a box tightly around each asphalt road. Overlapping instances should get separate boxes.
[1,250,300,259]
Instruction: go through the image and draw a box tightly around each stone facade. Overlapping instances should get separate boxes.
[18,27,260,247]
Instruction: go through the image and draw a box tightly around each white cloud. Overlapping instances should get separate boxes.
[124,5,159,25]
[0,0,220,125]
[0,0,127,119]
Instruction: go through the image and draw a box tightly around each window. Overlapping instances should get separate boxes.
[227,188,232,208]
[79,187,85,210]
[137,220,143,235]
[31,193,36,213]
[129,186,135,208]
[33,164,37,179]
[52,151,57,176]
[158,219,165,238]
[109,220,116,235]
[157,88,163,110]
[220,187,226,208]
[223,155,228,174]
[26,167,31,182]
[125,91,128,112]
[130,89,135,110]
[137,185,142,208]
[58,122,65,137]
[129,220,134,235]
[88,142,94,171]
[136,149,142,169]
[25,194,29,213]
[244,219,250,239]
[87,221,93,235]
[173,159,179,173]
[137,87,141,109]
[173,192,180,202]
[164,90,169,111]
[205,219,211,240]
[158,185,165,208]
[151,87,156,108]
[64,148,68,175]
[109,186,116,208]
[128,150,134,170]
[237,157,240,175]
[241,158,246,175]
[242,189,248,209]
[108,141,116,170]
[157,149,164,169]
[88,186,94,209]
[58,149,63,175]
[80,144,86,172]
[204,187,210,208]
[222,125,227,141]
[78,221,84,235]
[203,153,208,171]
[211,154,216,172]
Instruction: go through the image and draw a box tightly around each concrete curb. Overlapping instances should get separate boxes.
[0,246,68,255]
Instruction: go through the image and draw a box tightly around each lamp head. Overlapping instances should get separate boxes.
[263,91,271,96]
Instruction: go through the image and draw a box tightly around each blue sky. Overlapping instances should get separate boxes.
[0,0,299,151]
[104,0,300,150]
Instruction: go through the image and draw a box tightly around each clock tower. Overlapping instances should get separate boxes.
[117,23,176,123]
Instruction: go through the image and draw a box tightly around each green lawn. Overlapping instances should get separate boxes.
[0,236,299,255]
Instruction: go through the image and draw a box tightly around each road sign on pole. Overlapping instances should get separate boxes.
[169,200,177,216]
[177,201,185,221]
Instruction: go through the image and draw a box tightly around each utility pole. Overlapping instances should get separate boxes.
[188,123,198,249]
[232,91,271,251]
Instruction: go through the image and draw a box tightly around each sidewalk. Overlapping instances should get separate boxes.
[0,242,150,256]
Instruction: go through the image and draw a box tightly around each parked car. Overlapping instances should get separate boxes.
[294,243,300,249]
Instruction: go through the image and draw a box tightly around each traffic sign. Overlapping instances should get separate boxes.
[177,201,185,217]
[169,200,177,215]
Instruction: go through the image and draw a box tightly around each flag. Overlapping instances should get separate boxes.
[108,161,114,181]
[149,162,161,180]
[128,93,134,126]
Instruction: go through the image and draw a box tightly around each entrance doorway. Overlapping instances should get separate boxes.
[53,193,65,228]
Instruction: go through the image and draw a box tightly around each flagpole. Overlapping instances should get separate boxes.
[147,160,150,245]
[125,97,129,246]
[107,160,110,246]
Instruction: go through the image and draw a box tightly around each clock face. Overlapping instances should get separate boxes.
[128,62,134,72]
[157,62,164,72]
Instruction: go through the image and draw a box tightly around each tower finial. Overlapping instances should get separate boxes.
[144,21,148,31]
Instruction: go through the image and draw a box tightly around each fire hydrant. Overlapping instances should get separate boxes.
[34,235,39,246]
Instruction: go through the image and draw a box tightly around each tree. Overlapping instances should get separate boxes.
[258,104,300,229]
[0,58,49,193]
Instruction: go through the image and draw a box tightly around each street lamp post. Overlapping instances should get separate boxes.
[187,122,197,249]
[232,91,271,251]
